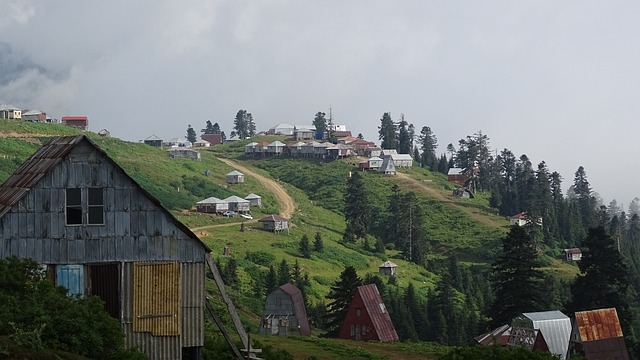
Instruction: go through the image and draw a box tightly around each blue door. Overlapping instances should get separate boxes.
[56,265,84,296]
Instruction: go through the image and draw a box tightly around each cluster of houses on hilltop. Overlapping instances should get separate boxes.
[1,104,91,131]
[476,308,629,360]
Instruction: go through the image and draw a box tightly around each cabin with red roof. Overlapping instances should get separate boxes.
[568,308,629,360]
[61,116,88,130]
[338,284,398,342]
[259,215,289,233]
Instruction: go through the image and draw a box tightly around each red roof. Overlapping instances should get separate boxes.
[339,284,398,342]
[511,212,528,219]
[61,116,88,121]
[576,308,624,341]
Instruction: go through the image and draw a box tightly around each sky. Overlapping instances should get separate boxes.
[1,1,640,208]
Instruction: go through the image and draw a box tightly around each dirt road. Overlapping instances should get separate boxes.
[217,157,296,218]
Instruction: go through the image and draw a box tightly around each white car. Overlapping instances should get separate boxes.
[240,214,253,220]
[223,211,236,217]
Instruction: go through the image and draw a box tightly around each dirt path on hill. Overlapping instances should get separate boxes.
[395,171,503,228]
[191,219,258,232]
[217,157,296,218]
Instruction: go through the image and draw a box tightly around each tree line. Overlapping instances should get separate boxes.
[185,109,257,143]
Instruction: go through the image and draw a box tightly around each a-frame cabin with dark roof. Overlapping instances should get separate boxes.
[338,283,399,342]
[0,135,210,360]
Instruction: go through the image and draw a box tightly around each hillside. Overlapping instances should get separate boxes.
[0,121,579,359]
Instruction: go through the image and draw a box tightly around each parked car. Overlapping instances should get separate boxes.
[240,214,253,220]
[223,211,236,217]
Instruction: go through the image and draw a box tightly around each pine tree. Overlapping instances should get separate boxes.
[567,226,633,334]
[265,265,278,294]
[313,232,324,252]
[201,120,216,134]
[343,171,370,239]
[299,234,311,258]
[397,114,411,154]
[313,112,327,135]
[277,258,291,286]
[233,109,254,139]
[325,266,362,336]
[186,125,196,143]
[490,225,548,326]
[378,112,397,149]
[419,126,438,170]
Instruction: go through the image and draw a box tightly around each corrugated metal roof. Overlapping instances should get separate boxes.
[447,167,463,175]
[0,135,210,252]
[575,308,624,341]
[245,193,261,199]
[196,197,227,204]
[259,214,288,222]
[378,261,397,268]
[357,284,399,342]
[515,310,571,360]
[223,195,249,203]
[475,324,511,346]
[226,170,244,176]
[278,283,311,336]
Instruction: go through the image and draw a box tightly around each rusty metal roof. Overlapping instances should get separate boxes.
[357,283,399,342]
[0,135,209,252]
[278,283,311,336]
[575,308,624,341]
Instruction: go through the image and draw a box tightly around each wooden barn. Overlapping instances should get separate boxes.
[0,135,211,360]
[258,215,289,233]
[226,170,245,184]
[338,284,398,342]
[568,308,629,360]
[259,283,311,337]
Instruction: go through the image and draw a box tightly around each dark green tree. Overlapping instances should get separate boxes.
[325,266,362,336]
[490,226,548,326]
[343,171,370,239]
[419,126,438,170]
[277,258,291,286]
[233,109,254,139]
[574,166,597,228]
[378,112,397,149]
[313,232,324,252]
[313,112,327,135]
[186,124,197,143]
[567,226,633,335]
[265,265,278,294]
[397,114,411,154]
[299,234,311,258]
[357,133,364,140]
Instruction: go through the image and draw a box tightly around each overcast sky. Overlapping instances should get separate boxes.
[2,1,639,208]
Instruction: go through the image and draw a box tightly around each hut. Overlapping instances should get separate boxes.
[168,148,201,160]
[259,283,311,337]
[380,155,396,175]
[568,308,629,360]
[510,310,572,360]
[245,193,262,207]
[447,168,468,186]
[226,170,245,184]
[338,284,398,342]
[258,215,289,233]
[563,248,582,261]
[195,197,229,214]
[378,261,398,276]
[0,135,210,359]
[143,134,163,147]
[223,195,250,213]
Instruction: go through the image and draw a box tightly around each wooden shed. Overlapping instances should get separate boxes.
[223,195,250,213]
[0,135,211,360]
[195,197,229,214]
[258,215,289,233]
[226,170,245,184]
[568,308,629,360]
[245,193,262,207]
[259,283,311,337]
[378,261,397,276]
[338,284,398,342]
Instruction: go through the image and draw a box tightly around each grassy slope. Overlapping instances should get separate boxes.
[0,122,578,359]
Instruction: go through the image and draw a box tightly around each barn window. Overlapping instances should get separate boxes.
[356,308,361,317]
[66,188,83,225]
[88,188,104,224]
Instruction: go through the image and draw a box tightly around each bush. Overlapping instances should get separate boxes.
[245,251,276,267]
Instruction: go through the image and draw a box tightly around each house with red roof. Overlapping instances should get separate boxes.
[338,284,398,342]
[259,215,289,233]
[568,308,629,360]
[61,116,88,130]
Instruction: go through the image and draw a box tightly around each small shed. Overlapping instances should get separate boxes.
[61,116,88,130]
[144,135,163,147]
[568,308,629,360]
[245,193,262,207]
[195,197,229,214]
[510,310,572,360]
[563,248,582,261]
[259,215,289,233]
[193,140,211,147]
[98,129,111,137]
[168,148,201,160]
[338,284,398,342]
[259,283,311,337]
[223,196,251,213]
[378,261,397,276]
[510,212,529,226]
[380,155,396,175]
[447,168,468,185]
[226,170,245,184]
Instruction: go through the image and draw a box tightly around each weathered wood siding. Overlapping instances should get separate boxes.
[0,143,204,263]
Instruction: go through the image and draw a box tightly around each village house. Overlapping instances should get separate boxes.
[192,139,211,147]
[163,138,185,147]
[21,109,47,122]
[0,135,210,359]
[568,308,629,360]
[563,248,582,261]
[348,139,376,156]
[378,261,397,276]
[259,214,289,233]
[447,168,468,186]
[268,123,296,135]
[510,212,529,226]
[143,134,163,147]
[226,170,245,184]
[245,193,262,207]
[359,157,383,171]
[223,195,250,213]
[380,155,397,175]
[293,126,316,140]
[201,133,223,145]
[61,116,89,130]
[0,104,22,119]
[195,197,229,214]
[285,142,306,157]
[326,144,353,159]
[259,283,311,337]
[168,148,201,160]
[338,284,398,342]
[267,141,286,155]
[244,142,259,156]
[509,311,572,360]
[365,146,382,158]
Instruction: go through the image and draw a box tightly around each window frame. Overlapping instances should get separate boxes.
[65,188,105,226]
[65,188,83,226]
